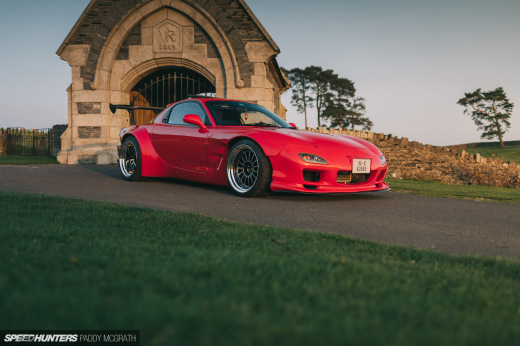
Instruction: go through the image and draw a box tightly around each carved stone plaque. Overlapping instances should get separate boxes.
[153,20,182,53]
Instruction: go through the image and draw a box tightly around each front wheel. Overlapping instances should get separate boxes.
[119,136,142,181]
[226,139,272,197]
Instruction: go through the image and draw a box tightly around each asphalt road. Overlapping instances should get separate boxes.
[1,164,519,260]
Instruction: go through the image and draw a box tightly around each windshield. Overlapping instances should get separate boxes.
[205,101,290,128]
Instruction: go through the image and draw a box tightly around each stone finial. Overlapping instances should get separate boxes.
[59,45,90,67]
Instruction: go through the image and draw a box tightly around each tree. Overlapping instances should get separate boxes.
[284,67,313,128]
[322,77,372,131]
[284,65,373,130]
[457,87,514,147]
[306,66,336,128]
[346,97,372,131]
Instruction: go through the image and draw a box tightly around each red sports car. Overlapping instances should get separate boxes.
[116,97,389,197]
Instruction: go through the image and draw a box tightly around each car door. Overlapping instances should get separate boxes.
[151,101,211,172]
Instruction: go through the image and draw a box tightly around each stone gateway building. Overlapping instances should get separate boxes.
[57,0,288,164]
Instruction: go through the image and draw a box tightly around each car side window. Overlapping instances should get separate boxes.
[166,102,211,126]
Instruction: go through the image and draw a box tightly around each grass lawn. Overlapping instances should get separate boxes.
[386,179,520,205]
[1,191,519,346]
[0,155,58,164]
[458,144,520,162]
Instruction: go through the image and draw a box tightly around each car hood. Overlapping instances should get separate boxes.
[272,128,367,148]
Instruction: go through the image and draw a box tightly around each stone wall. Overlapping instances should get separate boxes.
[0,129,7,156]
[307,127,520,188]
[50,125,68,157]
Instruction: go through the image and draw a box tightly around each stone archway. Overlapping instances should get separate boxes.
[57,0,289,164]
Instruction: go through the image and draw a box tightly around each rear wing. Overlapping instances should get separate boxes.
[109,104,165,125]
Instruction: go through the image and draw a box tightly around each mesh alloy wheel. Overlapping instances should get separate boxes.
[227,144,259,193]
[119,137,142,181]
[226,139,271,197]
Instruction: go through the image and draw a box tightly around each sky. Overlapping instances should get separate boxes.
[0,0,519,146]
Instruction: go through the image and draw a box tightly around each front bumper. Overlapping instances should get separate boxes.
[270,181,390,193]
[268,145,389,194]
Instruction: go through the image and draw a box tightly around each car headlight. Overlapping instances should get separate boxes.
[299,153,328,164]
[380,155,386,165]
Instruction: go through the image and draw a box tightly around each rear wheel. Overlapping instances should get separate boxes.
[226,139,271,197]
[119,136,142,181]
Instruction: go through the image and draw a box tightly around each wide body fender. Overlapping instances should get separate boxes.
[122,125,207,183]
[204,128,285,186]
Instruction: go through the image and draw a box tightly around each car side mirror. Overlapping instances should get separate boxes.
[183,114,207,130]
[289,123,298,129]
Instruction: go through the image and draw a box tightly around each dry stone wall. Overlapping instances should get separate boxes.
[307,127,520,188]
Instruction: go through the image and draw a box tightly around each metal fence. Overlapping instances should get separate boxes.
[6,128,52,156]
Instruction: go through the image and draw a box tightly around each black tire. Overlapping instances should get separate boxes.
[226,139,272,197]
[119,136,142,181]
